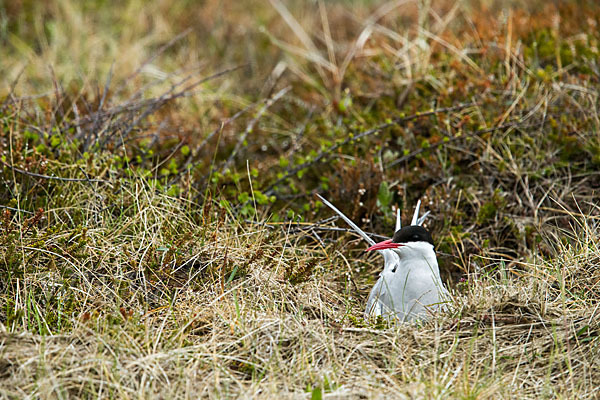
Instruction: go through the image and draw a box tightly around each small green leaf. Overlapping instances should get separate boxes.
[377,181,393,208]
[253,190,269,205]
[226,266,239,283]
[311,387,322,400]
[238,192,250,203]
[166,185,179,197]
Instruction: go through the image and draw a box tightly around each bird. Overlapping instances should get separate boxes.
[317,194,449,323]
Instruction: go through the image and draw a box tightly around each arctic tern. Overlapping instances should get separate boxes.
[317,194,449,322]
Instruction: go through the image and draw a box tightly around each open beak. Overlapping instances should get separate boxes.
[366,239,403,251]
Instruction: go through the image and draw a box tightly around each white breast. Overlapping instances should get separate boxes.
[364,242,449,322]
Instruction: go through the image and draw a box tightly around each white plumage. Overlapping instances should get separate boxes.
[364,240,448,322]
[317,195,449,323]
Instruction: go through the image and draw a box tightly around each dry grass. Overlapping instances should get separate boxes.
[1,181,599,398]
[1,0,600,398]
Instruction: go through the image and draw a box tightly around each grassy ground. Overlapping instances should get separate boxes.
[1,0,600,398]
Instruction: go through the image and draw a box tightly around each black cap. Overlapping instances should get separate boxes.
[392,225,434,246]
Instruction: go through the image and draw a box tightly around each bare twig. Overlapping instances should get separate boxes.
[117,28,194,97]
[0,65,26,110]
[385,121,542,169]
[1,160,109,184]
[221,86,291,172]
[85,62,114,151]
[0,205,34,215]
[245,219,390,241]
[265,102,476,195]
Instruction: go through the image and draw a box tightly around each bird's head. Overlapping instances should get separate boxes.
[366,225,435,257]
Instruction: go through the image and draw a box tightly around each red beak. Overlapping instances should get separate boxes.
[366,239,403,251]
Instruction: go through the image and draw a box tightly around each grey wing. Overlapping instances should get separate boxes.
[364,276,389,318]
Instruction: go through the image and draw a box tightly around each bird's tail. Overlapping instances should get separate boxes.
[316,194,375,246]
[317,193,431,242]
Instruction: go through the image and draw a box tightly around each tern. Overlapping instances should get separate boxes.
[317,194,449,323]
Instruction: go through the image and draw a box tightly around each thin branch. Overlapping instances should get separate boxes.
[0,205,34,215]
[171,101,262,187]
[221,86,291,172]
[85,62,114,151]
[293,226,390,241]
[385,121,541,169]
[245,219,390,241]
[1,160,109,184]
[0,64,26,110]
[117,28,194,97]
[265,102,476,194]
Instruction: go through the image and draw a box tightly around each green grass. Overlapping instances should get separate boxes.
[1,0,600,398]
